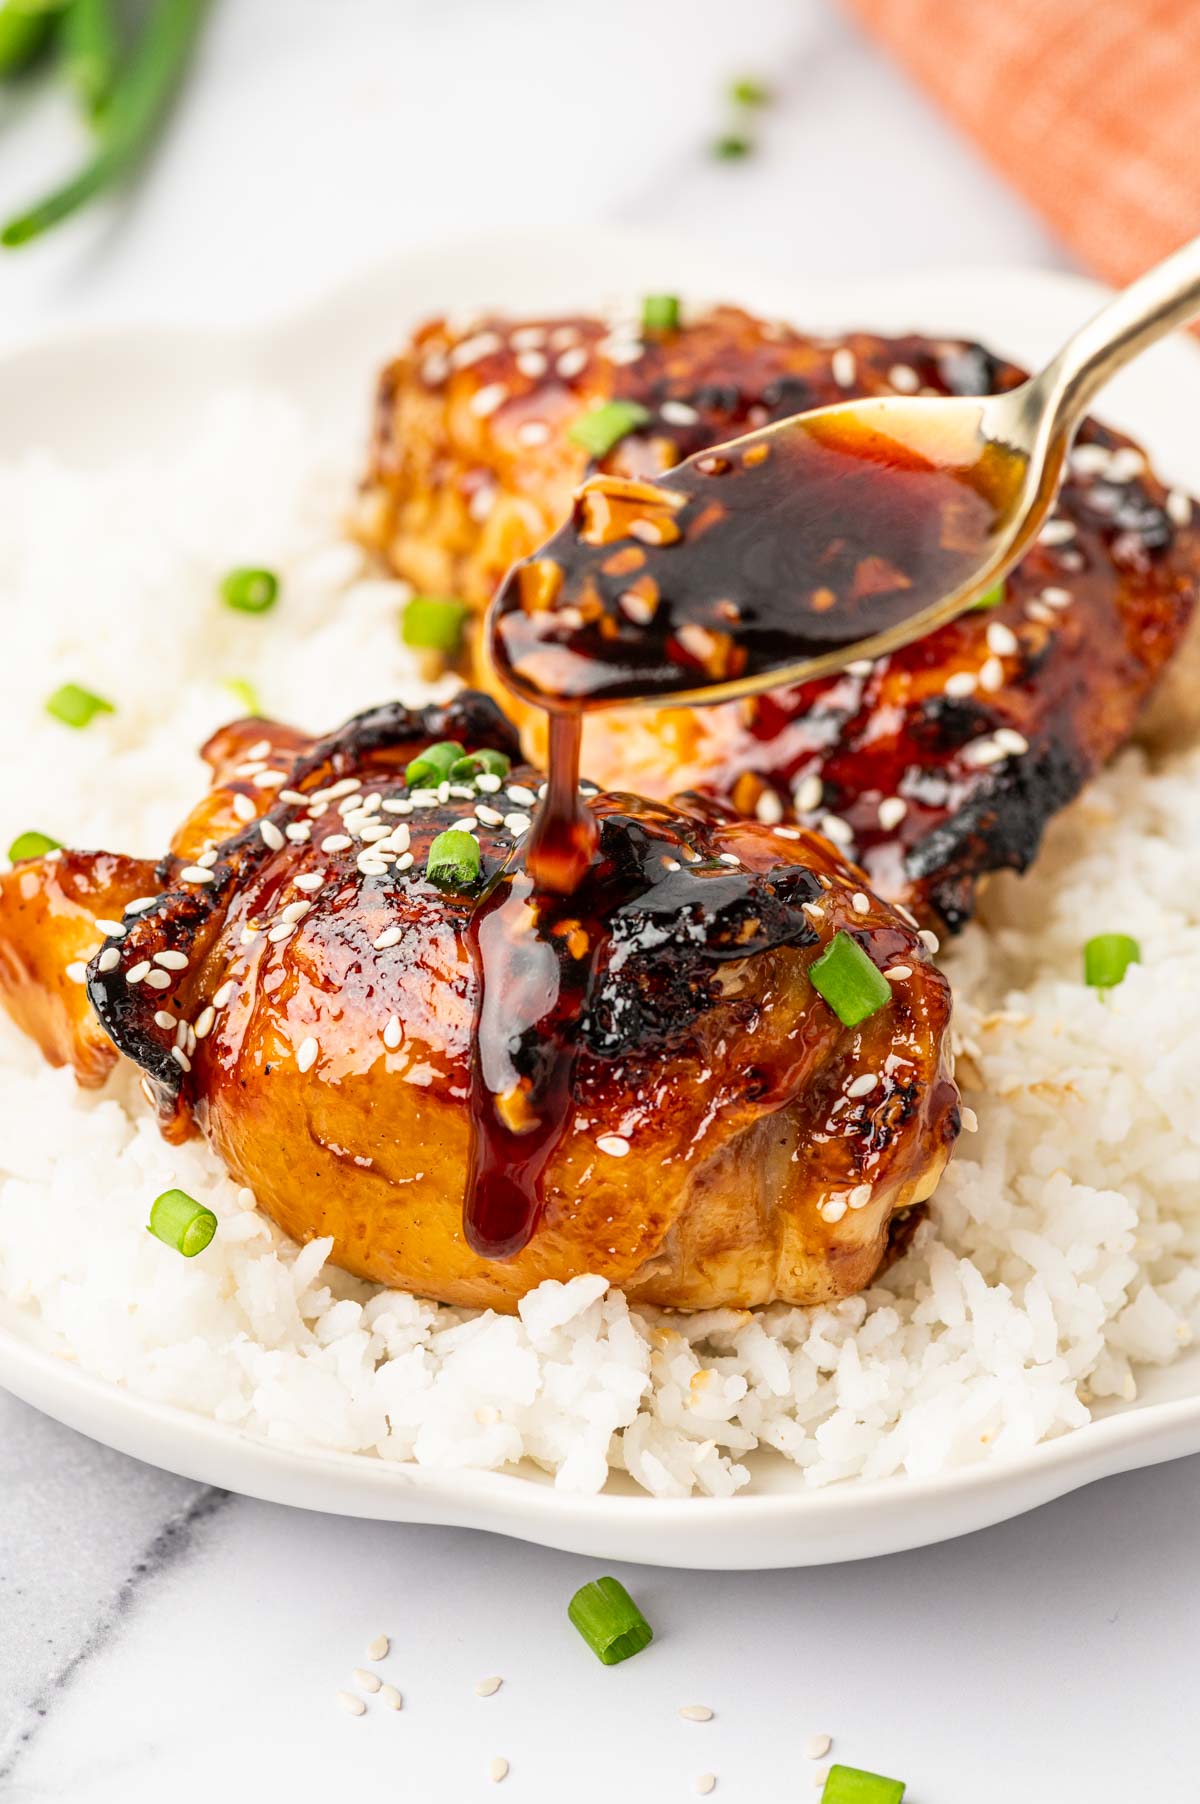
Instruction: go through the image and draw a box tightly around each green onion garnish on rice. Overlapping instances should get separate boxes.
[970,581,1006,611]
[448,749,511,783]
[405,741,465,788]
[46,682,114,728]
[148,1188,217,1258]
[641,294,681,334]
[568,400,651,460]
[1083,932,1141,989]
[424,828,481,891]
[220,566,279,614]
[223,676,262,714]
[809,931,891,1027]
[401,594,468,654]
[712,131,752,160]
[568,1576,653,1666]
[8,829,62,863]
[822,1764,906,1803]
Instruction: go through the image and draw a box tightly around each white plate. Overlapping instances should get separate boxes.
[2,228,1200,1569]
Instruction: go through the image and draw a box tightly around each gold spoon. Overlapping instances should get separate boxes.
[491,232,1200,713]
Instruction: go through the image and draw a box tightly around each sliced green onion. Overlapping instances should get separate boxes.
[1084,932,1140,989]
[970,581,1006,611]
[222,676,262,715]
[641,294,681,334]
[713,132,752,160]
[810,931,892,1027]
[61,0,118,116]
[46,682,114,728]
[822,1764,905,1804]
[425,828,481,891]
[147,1188,217,1258]
[0,1,62,79]
[401,593,468,655]
[220,566,278,615]
[448,748,511,783]
[8,829,62,863]
[729,75,770,107]
[2,0,211,249]
[568,1577,653,1666]
[405,741,465,788]
[568,400,652,460]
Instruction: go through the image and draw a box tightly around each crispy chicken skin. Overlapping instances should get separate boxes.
[0,694,958,1313]
[361,307,1200,929]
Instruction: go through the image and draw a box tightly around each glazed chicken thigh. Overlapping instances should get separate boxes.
[0,694,958,1313]
[362,306,1200,929]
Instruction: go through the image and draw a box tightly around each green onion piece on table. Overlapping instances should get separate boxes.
[809,931,892,1027]
[425,828,481,891]
[61,0,118,116]
[568,1576,653,1666]
[223,676,262,715]
[147,1188,217,1258]
[0,0,61,80]
[220,566,279,615]
[729,76,770,107]
[2,0,211,248]
[822,1764,906,1804]
[568,400,652,460]
[8,829,62,862]
[712,132,752,160]
[1083,931,1141,989]
[405,741,465,788]
[46,682,114,728]
[970,582,1006,611]
[641,294,681,334]
[448,749,511,783]
[401,594,468,655]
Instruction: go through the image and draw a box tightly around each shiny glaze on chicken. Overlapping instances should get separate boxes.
[362,306,1200,929]
[0,694,958,1313]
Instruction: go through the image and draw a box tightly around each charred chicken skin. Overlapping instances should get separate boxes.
[361,306,1200,930]
[0,694,958,1313]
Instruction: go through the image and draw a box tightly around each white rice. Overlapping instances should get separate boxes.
[2,389,1199,1499]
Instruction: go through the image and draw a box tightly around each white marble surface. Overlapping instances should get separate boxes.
[1,2,1195,1799]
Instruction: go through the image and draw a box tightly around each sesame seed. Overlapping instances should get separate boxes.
[1041,586,1071,608]
[506,784,537,808]
[267,921,296,943]
[374,927,403,950]
[126,960,151,982]
[379,1684,403,1710]
[234,760,265,778]
[516,349,548,379]
[1167,489,1193,526]
[395,852,414,872]
[602,339,644,366]
[281,900,310,923]
[919,928,940,954]
[153,1010,176,1029]
[805,1734,832,1760]
[978,656,1004,691]
[65,961,88,984]
[213,981,235,1008]
[145,970,172,990]
[755,789,784,825]
[197,849,219,869]
[125,896,158,914]
[831,348,856,387]
[504,812,531,835]
[322,835,352,853]
[993,726,1029,755]
[962,737,1007,767]
[820,814,854,847]
[178,866,216,884]
[97,947,121,973]
[556,347,588,379]
[661,399,700,427]
[252,769,287,790]
[153,949,188,971]
[232,793,256,823]
[385,824,411,853]
[1070,443,1111,476]
[326,779,362,801]
[286,823,311,843]
[944,670,977,698]
[475,804,504,827]
[882,964,912,981]
[450,331,502,368]
[962,1106,979,1132]
[193,1006,215,1040]
[848,1184,873,1210]
[259,819,285,852]
[95,917,126,938]
[877,796,907,830]
[851,891,870,914]
[801,901,825,922]
[1039,518,1076,546]
[511,326,547,350]
[410,788,439,808]
[680,1705,714,1722]
[888,363,919,392]
[334,1690,365,1718]
[775,826,800,840]
[296,1036,319,1073]
[718,853,741,867]
[471,383,508,418]
[596,1134,630,1157]
[489,1758,509,1784]
[516,420,551,448]
[1106,446,1146,482]
[476,1676,503,1697]
[383,1016,402,1050]
[279,789,308,806]
[986,620,1018,657]
[365,1634,389,1661]
[294,872,324,891]
[821,1198,847,1223]
[794,774,823,813]
[847,1074,877,1098]
[353,1668,381,1693]
[813,1769,830,1790]
[476,772,503,794]
[244,738,271,760]
[846,659,874,679]
[382,798,412,815]
[171,1045,192,1073]
[695,1777,716,1797]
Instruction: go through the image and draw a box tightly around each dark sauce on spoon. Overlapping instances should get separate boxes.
[489,404,1027,706]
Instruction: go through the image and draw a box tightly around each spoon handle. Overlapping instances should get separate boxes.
[1037,230,1200,429]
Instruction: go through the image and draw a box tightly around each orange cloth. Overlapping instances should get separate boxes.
[843,0,1200,285]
